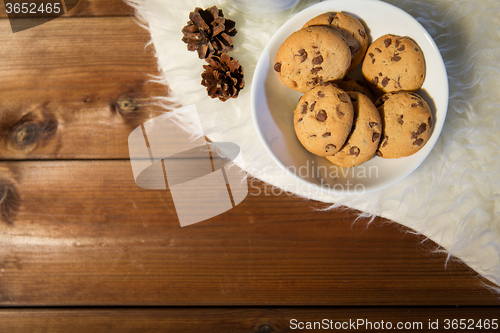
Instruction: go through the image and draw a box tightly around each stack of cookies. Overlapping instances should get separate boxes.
[274,12,433,168]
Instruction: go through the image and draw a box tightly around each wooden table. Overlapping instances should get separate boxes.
[0,1,499,331]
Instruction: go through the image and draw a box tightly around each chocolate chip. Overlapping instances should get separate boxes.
[372,132,380,142]
[296,49,307,63]
[328,14,334,24]
[384,38,392,47]
[338,92,349,103]
[428,116,433,129]
[413,138,424,146]
[373,76,379,85]
[382,77,389,87]
[411,102,423,108]
[411,131,418,139]
[325,144,337,152]
[398,45,405,51]
[379,72,383,76]
[297,118,303,123]
[375,48,382,53]
[318,91,325,98]
[323,132,331,138]
[418,123,427,134]
[398,114,404,125]
[312,76,323,85]
[337,105,345,118]
[381,136,389,148]
[310,101,316,111]
[301,103,308,114]
[381,95,389,102]
[274,62,282,73]
[368,52,375,64]
[391,54,402,62]
[309,134,317,138]
[350,146,360,157]
[313,55,324,65]
[395,39,401,48]
[316,110,327,122]
[311,67,323,74]
[415,47,419,52]
[312,45,318,49]
[375,150,383,157]
[359,29,366,38]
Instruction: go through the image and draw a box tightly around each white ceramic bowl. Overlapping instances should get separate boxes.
[251,0,448,195]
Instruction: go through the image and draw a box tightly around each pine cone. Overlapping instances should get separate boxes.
[182,6,237,59]
[201,53,244,102]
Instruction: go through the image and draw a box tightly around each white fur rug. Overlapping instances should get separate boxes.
[126,0,500,290]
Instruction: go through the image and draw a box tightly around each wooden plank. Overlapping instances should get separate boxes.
[0,0,134,18]
[1,307,500,332]
[0,160,498,306]
[0,16,167,160]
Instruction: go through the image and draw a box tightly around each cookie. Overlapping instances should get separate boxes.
[294,84,354,156]
[303,12,368,71]
[274,26,351,93]
[375,91,433,158]
[362,34,426,95]
[337,77,376,102]
[327,91,382,167]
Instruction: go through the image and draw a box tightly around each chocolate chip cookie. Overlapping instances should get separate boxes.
[375,91,433,158]
[327,91,382,167]
[362,34,426,95]
[303,12,368,71]
[337,77,376,102]
[274,26,351,93]
[294,84,354,156]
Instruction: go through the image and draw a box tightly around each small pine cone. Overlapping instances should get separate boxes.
[201,53,244,102]
[182,6,237,59]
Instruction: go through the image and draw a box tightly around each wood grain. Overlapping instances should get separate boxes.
[0,0,498,317]
[1,307,500,333]
[0,0,133,18]
[0,160,498,306]
[0,16,166,160]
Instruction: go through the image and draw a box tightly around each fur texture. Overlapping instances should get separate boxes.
[126,0,500,290]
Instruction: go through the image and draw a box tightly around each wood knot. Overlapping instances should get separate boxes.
[0,179,20,225]
[115,98,139,115]
[7,111,58,153]
[255,324,275,333]
[14,123,40,147]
